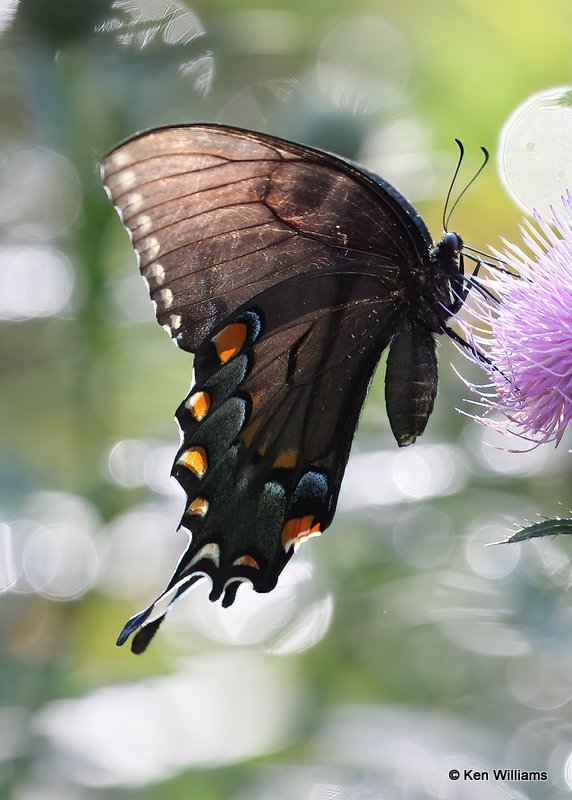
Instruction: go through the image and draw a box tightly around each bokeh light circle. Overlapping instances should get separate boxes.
[0,246,74,320]
[499,86,572,215]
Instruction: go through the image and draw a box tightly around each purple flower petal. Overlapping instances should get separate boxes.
[462,192,572,445]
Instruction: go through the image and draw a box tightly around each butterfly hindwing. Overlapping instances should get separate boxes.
[119,269,399,652]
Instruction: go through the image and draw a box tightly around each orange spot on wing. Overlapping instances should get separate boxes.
[241,417,262,447]
[187,497,209,517]
[178,446,208,478]
[213,322,247,363]
[187,390,210,421]
[281,515,322,552]
[233,554,260,569]
[273,449,298,469]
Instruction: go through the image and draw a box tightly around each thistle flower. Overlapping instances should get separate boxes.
[462,191,572,446]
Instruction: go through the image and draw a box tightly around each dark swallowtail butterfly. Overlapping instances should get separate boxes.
[101,124,475,653]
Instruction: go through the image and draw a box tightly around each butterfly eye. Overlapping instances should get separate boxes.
[441,231,463,253]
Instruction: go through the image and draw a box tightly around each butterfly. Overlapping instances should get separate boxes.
[101,124,481,653]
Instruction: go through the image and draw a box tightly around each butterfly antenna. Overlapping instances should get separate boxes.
[442,139,465,232]
[444,145,489,231]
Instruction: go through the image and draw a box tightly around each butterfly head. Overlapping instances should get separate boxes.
[437,231,464,260]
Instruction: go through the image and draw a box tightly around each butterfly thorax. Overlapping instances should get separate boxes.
[420,230,464,331]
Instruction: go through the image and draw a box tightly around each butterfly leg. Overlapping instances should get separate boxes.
[464,250,514,275]
[448,252,480,314]
[442,324,491,366]
[449,255,500,313]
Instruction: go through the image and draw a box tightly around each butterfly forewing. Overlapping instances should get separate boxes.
[101,125,431,351]
[101,124,445,652]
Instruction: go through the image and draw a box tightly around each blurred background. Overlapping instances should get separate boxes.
[1,0,572,797]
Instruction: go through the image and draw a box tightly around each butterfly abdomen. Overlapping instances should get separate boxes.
[384,321,438,447]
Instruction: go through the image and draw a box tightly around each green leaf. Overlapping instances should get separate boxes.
[488,518,572,545]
